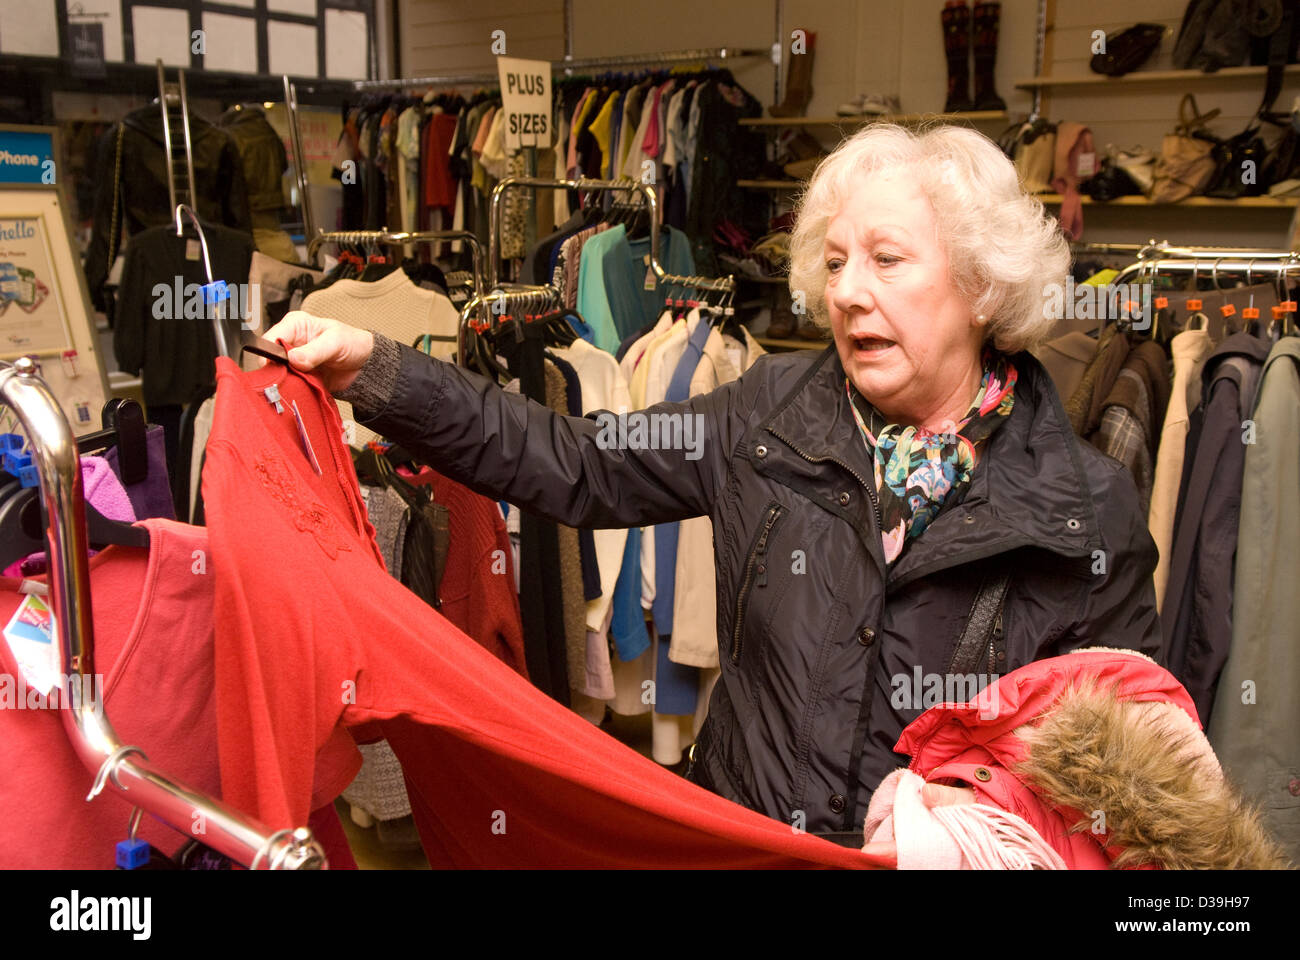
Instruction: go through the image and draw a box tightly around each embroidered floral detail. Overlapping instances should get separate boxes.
[253,453,353,560]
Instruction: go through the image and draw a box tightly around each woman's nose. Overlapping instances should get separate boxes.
[828,257,876,316]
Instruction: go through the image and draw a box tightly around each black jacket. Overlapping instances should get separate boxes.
[1162,333,1270,725]
[354,339,1164,834]
[85,106,251,310]
[114,222,254,407]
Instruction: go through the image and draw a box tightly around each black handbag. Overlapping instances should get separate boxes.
[1091,23,1167,76]
[1084,155,1144,201]
[1204,125,1270,196]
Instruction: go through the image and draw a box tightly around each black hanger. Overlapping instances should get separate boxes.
[239,331,292,366]
[0,484,150,570]
[76,399,147,485]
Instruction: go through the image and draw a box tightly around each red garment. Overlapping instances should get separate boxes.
[897,649,1199,869]
[399,465,528,678]
[422,112,459,212]
[0,519,352,868]
[203,357,884,868]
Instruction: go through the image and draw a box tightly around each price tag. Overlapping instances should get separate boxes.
[1220,303,1236,317]
[185,239,201,261]
[3,595,59,697]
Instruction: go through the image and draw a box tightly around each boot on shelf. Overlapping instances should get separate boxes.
[972,0,1007,112]
[942,1,974,114]
[770,31,817,117]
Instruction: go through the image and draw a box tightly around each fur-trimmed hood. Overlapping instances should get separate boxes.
[896,648,1288,870]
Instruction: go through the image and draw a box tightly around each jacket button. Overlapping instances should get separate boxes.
[756,563,767,575]
[838,492,851,506]
[829,794,846,814]
[973,767,992,782]
[755,444,768,458]
[858,626,875,646]
[1066,517,1081,531]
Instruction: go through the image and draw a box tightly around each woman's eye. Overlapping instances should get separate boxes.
[876,254,900,266]
[826,259,844,274]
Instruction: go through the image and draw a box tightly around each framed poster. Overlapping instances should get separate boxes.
[0,208,76,358]
[0,125,109,436]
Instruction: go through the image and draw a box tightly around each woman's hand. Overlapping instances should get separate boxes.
[860,781,978,867]
[262,311,375,395]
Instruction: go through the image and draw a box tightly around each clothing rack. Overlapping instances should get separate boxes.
[283,76,316,244]
[0,358,326,870]
[488,175,736,295]
[352,47,769,92]
[306,229,486,297]
[156,59,196,217]
[1110,251,1300,288]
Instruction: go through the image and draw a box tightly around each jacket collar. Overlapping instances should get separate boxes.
[760,343,1099,586]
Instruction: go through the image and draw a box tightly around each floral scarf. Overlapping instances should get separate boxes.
[847,350,1017,565]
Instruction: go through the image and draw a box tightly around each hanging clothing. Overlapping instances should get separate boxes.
[216,105,291,259]
[397,467,528,678]
[102,424,175,522]
[1162,333,1270,725]
[671,324,765,669]
[1207,337,1300,860]
[113,222,254,409]
[0,518,348,868]
[300,269,459,449]
[576,224,695,354]
[85,107,251,309]
[1085,340,1170,517]
[1148,327,1214,611]
[202,356,879,868]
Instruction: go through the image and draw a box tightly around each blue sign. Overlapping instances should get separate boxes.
[0,130,55,186]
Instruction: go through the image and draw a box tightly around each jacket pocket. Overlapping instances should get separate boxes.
[730,501,784,666]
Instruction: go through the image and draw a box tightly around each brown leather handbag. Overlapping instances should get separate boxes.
[1152,94,1221,202]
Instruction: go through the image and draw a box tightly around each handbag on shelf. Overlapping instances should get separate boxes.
[1091,22,1167,76]
[999,117,1057,194]
[1084,158,1142,202]
[1152,94,1221,202]
[1115,147,1159,195]
[1204,124,1270,196]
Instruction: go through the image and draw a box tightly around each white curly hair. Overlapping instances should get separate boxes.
[786,123,1069,354]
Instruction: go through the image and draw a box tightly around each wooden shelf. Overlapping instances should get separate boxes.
[734,273,789,285]
[1015,63,1300,90]
[1036,192,1299,208]
[756,337,828,350]
[738,179,804,190]
[740,110,1007,128]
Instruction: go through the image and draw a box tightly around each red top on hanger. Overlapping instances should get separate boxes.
[202,357,885,868]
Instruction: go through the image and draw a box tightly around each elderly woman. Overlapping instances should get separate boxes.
[265,124,1162,837]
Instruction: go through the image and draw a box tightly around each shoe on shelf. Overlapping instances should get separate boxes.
[765,313,796,340]
[836,94,900,117]
[836,94,866,116]
[861,94,901,116]
[783,156,824,180]
[942,0,975,114]
[797,319,830,341]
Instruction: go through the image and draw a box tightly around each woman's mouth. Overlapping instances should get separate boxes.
[849,334,896,354]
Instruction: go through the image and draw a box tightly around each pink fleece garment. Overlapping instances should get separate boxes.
[3,456,137,577]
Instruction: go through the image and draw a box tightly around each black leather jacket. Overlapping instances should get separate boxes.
[85,106,251,310]
[350,337,1164,834]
